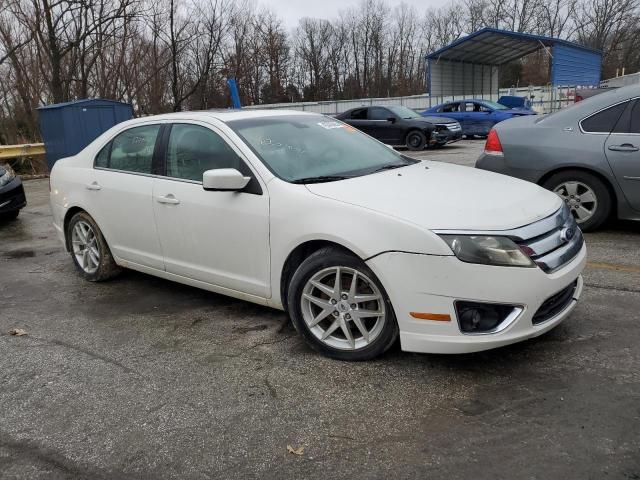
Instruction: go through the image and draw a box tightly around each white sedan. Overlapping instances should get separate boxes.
[50,110,586,360]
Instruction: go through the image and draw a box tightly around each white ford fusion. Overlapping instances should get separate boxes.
[50,110,586,360]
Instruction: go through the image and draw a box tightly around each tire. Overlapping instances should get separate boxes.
[287,247,398,361]
[0,209,19,222]
[542,170,612,232]
[66,211,121,281]
[405,130,427,151]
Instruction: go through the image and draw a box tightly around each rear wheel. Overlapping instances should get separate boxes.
[542,171,612,231]
[405,130,426,151]
[287,247,398,361]
[67,211,121,281]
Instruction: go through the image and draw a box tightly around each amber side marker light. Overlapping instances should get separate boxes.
[410,312,451,321]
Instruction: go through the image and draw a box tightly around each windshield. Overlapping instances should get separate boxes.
[387,106,421,119]
[483,100,508,110]
[228,115,416,183]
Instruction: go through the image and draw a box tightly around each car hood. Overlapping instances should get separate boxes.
[421,115,457,124]
[306,161,562,231]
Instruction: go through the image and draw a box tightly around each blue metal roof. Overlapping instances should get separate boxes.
[427,28,601,65]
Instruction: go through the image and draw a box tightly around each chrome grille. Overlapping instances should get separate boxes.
[515,205,584,273]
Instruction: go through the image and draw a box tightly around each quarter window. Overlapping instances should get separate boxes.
[581,102,629,133]
[165,124,244,182]
[95,125,160,173]
[630,101,640,134]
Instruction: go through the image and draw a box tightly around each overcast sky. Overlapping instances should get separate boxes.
[260,0,444,29]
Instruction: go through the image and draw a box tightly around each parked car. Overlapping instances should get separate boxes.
[0,163,26,221]
[335,105,462,150]
[476,84,640,231]
[498,95,533,110]
[50,110,585,361]
[422,99,536,137]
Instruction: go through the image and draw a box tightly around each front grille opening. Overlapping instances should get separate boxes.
[532,280,578,325]
[455,301,519,334]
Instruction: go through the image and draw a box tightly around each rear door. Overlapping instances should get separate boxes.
[90,124,164,269]
[605,99,640,210]
[345,108,373,136]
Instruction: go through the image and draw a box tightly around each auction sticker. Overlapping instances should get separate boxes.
[317,121,345,130]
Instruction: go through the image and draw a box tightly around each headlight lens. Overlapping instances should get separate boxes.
[0,164,16,187]
[440,235,535,268]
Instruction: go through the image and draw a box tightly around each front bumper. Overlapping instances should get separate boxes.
[0,177,27,214]
[435,130,463,145]
[366,244,586,354]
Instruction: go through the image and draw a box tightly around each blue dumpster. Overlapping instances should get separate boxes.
[38,99,134,170]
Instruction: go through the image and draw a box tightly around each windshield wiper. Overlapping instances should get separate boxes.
[291,175,352,184]
[370,162,411,174]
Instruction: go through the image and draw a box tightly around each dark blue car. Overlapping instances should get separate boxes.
[422,99,536,137]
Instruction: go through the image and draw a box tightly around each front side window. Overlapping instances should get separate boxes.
[95,125,160,174]
[166,124,244,181]
[441,103,458,113]
[228,115,416,183]
[581,102,629,133]
[369,107,390,120]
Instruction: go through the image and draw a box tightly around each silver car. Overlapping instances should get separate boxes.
[476,84,640,231]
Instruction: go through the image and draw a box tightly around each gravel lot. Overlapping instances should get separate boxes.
[1,140,639,479]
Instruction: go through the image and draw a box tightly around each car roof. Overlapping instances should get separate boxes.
[124,109,319,125]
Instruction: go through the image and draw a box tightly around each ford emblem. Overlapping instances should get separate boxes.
[560,227,575,242]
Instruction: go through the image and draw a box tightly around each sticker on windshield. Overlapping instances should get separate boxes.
[317,121,345,130]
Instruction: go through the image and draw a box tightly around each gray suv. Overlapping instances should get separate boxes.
[476,84,640,231]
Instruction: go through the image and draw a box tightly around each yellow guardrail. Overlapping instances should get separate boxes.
[0,143,46,160]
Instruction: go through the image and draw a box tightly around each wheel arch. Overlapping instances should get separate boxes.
[280,240,361,312]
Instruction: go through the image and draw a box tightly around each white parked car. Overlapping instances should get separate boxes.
[50,110,586,360]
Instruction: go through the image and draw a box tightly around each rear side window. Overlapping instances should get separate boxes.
[95,125,160,173]
[350,108,367,120]
[632,102,640,133]
[165,124,244,181]
[581,102,628,133]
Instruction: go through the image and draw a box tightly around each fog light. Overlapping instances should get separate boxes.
[455,301,519,334]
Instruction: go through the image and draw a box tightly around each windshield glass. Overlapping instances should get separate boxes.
[483,100,508,110]
[228,115,416,183]
[387,106,421,119]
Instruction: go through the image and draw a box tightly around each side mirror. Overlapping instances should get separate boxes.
[203,168,251,191]
[387,117,396,123]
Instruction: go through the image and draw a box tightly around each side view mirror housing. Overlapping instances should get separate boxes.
[387,117,396,123]
[203,168,251,191]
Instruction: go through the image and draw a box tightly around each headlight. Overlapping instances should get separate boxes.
[439,235,534,268]
[0,164,16,187]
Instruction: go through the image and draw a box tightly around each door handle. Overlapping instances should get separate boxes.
[85,182,101,191]
[608,144,639,152]
[156,194,180,205]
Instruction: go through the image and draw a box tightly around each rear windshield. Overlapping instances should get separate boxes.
[228,115,415,182]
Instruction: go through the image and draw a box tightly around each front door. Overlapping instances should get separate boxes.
[605,99,640,210]
[152,122,271,298]
[368,107,403,143]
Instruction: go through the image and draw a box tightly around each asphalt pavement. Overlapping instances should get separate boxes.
[1,141,639,479]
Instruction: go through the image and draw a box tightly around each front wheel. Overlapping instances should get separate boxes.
[67,211,121,281]
[287,247,398,361]
[542,171,612,231]
[405,130,427,151]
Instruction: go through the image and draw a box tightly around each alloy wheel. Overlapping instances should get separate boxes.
[71,220,100,274]
[300,266,386,350]
[554,181,598,224]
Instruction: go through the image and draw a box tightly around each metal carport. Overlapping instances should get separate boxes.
[426,28,602,101]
